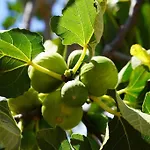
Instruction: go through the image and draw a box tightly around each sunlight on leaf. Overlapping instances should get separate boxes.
[51,0,102,47]
[0,28,44,98]
[142,92,150,114]
[130,44,150,67]
[116,93,150,142]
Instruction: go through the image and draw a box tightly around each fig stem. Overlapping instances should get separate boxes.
[117,89,126,95]
[72,46,87,74]
[102,95,116,105]
[29,61,62,81]
[90,95,121,117]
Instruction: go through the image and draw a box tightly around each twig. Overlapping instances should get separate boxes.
[103,0,144,56]
[14,106,42,122]
[42,0,56,39]
[22,0,38,29]
[107,51,131,62]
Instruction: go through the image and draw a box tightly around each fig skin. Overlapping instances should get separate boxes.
[42,90,62,128]
[61,80,88,107]
[8,88,41,114]
[67,50,89,69]
[58,104,83,130]
[80,56,118,97]
[28,52,67,93]
[42,90,83,130]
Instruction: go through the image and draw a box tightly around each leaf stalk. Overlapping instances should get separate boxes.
[72,45,88,74]
[90,95,121,117]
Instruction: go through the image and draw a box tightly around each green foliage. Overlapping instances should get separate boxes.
[70,134,100,150]
[101,117,150,150]
[0,99,21,150]
[8,88,41,114]
[1,0,150,149]
[51,0,103,47]
[0,28,44,98]
[142,92,150,114]
[37,127,71,150]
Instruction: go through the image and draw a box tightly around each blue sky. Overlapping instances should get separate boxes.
[0,0,10,29]
[0,0,65,31]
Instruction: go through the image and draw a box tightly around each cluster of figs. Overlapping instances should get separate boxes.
[8,49,118,130]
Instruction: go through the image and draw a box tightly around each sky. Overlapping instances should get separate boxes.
[0,0,9,29]
[0,0,65,31]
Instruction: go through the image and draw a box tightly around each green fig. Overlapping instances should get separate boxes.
[42,90,62,127]
[42,90,83,130]
[8,88,41,114]
[61,80,88,107]
[67,50,89,69]
[59,104,83,130]
[80,56,118,97]
[28,52,67,93]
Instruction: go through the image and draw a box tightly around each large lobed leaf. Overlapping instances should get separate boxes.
[37,127,71,150]
[51,0,104,47]
[70,134,100,150]
[0,28,44,98]
[0,99,21,150]
[116,93,150,143]
[101,117,150,150]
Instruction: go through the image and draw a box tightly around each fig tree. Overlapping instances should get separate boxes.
[80,56,118,97]
[61,80,88,107]
[28,52,67,93]
[8,88,41,114]
[42,90,83,130]
[67,50,89,69]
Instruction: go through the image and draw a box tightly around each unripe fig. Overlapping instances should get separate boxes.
[67,50,89,69]
[58,104,83,130]
[8,88,41,114]
[80,56,118,97]
[28,52,67,93]
[61,80,88,107]
[42,90,62,127]
[42,90,83,130]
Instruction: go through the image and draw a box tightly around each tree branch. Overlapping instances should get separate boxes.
[43,0,56,40]
[103,0,144,58]
[22,0,39,29]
